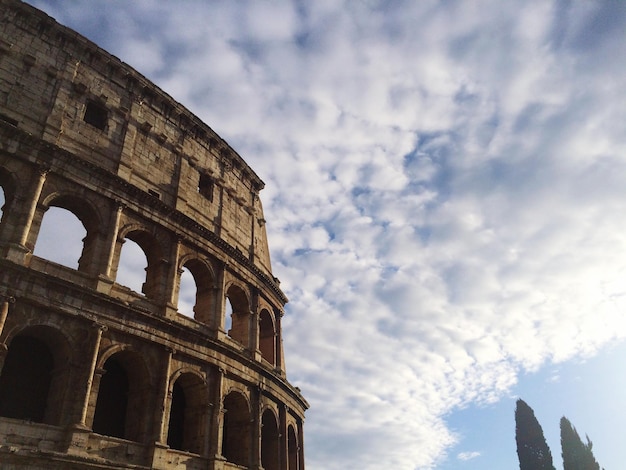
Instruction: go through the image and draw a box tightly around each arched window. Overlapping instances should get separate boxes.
[0,335,53,423]
[33,206,85,269]
[178,259,215,324]
[93,357,127,438]
[226,285,250,347]
[261,409,280,470]
[167,372,208,454]
[168,380,186,449]
[0,326,70,426]
[222,391,251,466]
[116,238,148,294]
[92,351,150,442]
[288,425,299,470]
[259,309,276,365]
[115,230,164,300]
[32,196,100,274]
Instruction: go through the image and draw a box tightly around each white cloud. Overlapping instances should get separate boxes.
[458,450,481,461]
[27,1,626,469]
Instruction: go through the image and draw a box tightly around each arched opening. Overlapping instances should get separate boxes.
[178,267,195,318]
[116,237,149,294]
[92,357,128,439]
[33,206,85,269]
[261,409,280,470]
[179,258,215,324]
[222,391,251,466]
[167,372,207,454]
[115,229,164,300]
[226,285,250,348]
[0,335,53,423]
[32,195,101,273]
[0,325,71,426]
[92,351,150,442]
[168,380,186,449]
[259,309,276,365]
[288,425,299,470]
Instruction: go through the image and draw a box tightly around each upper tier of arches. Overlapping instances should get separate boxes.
[0,143,283,371]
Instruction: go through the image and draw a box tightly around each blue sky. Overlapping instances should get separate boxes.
[20,1,626,469]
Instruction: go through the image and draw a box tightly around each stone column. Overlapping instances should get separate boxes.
[250,288,260,360]
[18,168,47,247]
[209,285,221,334]
[216,267,228,338]
[0,296,13,372]
[279,404,288,470]
[250,311,259,357]
[5,168,47,263]
[202,400,213,458]
[210,368,226,463]
[275,308,285,374]
[156,347,174,444]
[163,238,182,318]
[150,347,173,469]
[251,385,262,470]
[66,322,106,454]
[104,203,123,278]
[297,419,305,470]
[95,203,123,293]
[0,295,15,337]
[78,323,107,426]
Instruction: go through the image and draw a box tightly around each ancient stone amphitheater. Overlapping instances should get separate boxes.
[0,0,307,468]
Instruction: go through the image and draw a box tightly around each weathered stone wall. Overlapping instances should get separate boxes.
[0,1,306,469]
[0,0,274,274]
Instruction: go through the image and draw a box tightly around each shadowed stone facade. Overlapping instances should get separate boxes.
[0,1,307,468]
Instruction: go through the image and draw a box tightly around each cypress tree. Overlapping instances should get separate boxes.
[515,399,556,470]
[560,417,602,470]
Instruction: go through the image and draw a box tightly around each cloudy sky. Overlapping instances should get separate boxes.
[23,1,626,469]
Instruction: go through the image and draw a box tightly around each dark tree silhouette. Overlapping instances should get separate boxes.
[560,417,602,470]
[515,399,556,470]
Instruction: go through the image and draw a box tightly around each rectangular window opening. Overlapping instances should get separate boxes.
[198,173,214,202]
[84,99,108,130]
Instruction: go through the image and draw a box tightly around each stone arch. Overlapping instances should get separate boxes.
[40,192,102,237]
[222,390,251,467]
[259,308,276,365]
[166,368,209,454]
[261,407,280,470]
[225,283,251,348]
[0,324,72,426]
[287,424,299,470]
[178,256,216,324]
[115,224,166,300]
[92,346,152,442]
[34,192,102,273]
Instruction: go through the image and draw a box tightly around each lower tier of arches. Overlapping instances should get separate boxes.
[0,296,306,470]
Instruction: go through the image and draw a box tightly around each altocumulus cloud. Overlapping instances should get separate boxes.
[28,1,626,469]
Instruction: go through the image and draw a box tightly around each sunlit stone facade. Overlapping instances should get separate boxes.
[0,1,307,468]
